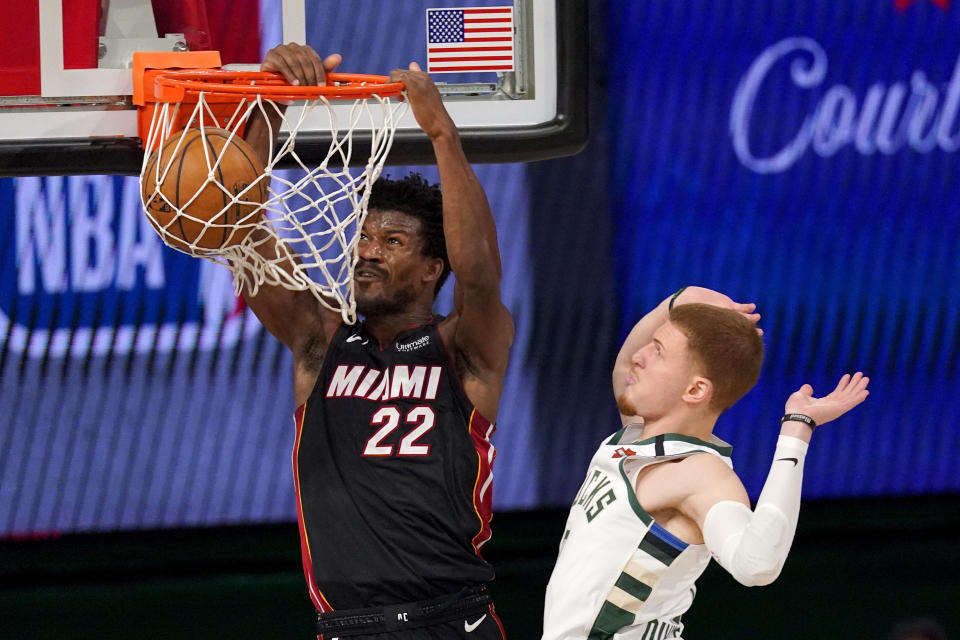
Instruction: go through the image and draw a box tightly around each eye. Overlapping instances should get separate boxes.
[359,231,369,240]
[387,237,401,245]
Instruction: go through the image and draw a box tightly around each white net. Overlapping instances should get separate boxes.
[139,90,407,324]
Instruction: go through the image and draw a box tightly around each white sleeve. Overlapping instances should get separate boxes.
[701,435,809,587]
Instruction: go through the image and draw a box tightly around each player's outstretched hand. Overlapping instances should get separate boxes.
[673,286,763,335]
[389,62,456,140]
[784,372,870,427]
[262,43,341,87]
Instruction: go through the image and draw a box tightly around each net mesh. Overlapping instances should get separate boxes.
[140,90,407,324]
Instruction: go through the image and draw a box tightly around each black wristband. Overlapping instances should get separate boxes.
[669,286,688,310]
[781,413,816,429]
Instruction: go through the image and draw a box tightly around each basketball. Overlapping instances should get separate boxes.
[141,127,267,252]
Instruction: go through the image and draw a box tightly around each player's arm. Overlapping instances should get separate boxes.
[683,373,870,587]
[240,44,344,405]
[613,295,671,404]
[236,235,341,405]
[614,287,760,422]
[389,64,514,419]
[244,44,341,164]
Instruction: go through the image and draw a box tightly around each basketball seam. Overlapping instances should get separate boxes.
[231,137,266,205]
[174,133,203,246]
[206,132,229,247]
[212,132,265,247]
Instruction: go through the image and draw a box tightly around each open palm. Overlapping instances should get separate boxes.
[784,372,870,427]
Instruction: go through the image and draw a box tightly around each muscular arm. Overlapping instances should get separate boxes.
[237,236,340,406]
[433,123,514,366]
[391,64,514,420]
[240,44,345,406]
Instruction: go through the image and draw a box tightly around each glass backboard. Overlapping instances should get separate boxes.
[0,0,587,176]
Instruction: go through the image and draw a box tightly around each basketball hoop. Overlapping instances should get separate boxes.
[134,52,407,324]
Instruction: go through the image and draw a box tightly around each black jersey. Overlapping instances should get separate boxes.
[293,317,497,612]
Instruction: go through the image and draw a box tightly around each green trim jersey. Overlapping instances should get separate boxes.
[542,425,734,640]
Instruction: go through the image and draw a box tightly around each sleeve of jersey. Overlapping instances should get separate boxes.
[701,435,809,587]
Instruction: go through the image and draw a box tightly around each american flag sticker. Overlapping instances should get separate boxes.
[426,6,515,73]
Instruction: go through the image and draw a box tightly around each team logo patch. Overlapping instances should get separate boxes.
[611,447,636,458]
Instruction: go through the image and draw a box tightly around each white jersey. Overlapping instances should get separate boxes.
[542,425,733,640]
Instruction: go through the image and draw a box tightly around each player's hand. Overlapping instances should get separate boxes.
[783,372,870,427]
[672,286,763,335]
[262,43,341,87]
[389,62,456,140]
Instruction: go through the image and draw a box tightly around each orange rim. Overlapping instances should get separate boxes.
[153,70,405,102]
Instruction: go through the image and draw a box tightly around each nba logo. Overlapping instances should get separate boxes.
[0,175,260,358]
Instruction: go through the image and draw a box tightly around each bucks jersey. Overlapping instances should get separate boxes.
[542,426,734,640]
[293,318,496,612]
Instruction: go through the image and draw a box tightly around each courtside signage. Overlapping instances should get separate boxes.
[731,37,960,174]
[0,177,259,357]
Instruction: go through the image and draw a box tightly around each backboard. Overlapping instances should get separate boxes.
[0,0,587,176]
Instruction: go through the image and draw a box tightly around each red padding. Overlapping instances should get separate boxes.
[204,0,262,64]
[63,0,101,69]
[0,0,41,96]
[152,0,213,53]
[152,0,262,65]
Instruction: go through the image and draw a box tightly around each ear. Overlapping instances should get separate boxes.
[422,257,444,285]
[682,376,713,407]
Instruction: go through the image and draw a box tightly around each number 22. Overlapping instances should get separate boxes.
[363,406,435,457]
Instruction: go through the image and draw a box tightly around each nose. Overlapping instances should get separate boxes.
[631,346,647,368]
[357,237,382,261]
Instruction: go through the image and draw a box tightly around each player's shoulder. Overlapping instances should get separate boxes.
[637,452,743,518]
[683,453,749,510]
[678,450,731,468]
[637,450,734,511]
[676,451,738,484]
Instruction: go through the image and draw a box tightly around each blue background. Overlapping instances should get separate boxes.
[2,0,959,536]
[608,1,960,499]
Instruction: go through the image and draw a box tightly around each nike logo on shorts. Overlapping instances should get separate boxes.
[775,457,799,466]
[464,614,487,632]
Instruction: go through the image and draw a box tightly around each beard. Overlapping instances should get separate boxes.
[356,284,417,318]
[616,393,638,417]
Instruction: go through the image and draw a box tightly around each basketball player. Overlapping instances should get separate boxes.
[243,45,514,638]
[541,286,870,639]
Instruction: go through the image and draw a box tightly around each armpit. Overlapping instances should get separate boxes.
[299,332,327,372]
